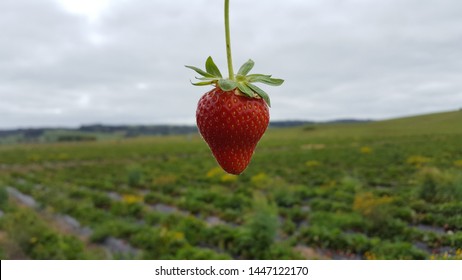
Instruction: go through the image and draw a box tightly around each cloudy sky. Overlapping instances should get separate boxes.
[1,0,461,129]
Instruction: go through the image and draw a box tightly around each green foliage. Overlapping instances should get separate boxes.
[417,168,462,203]
[91,220,142,242]
[127,164,145,187]
[201,224,238,253]
[131,227,187,259]
[175,246,231,260]
[368,241,427,260]
[267,243,305,260]
[310,211,368,232]
[299,225,343,249]
[420,202,462,230]
[0,186,8,209]
[236,193,279,259]
[175,216,208,246]
[1,207,92,259]
[110,201,145,219]
[446,232,462,248]
[274,188,299,207]
[144,192,173,205]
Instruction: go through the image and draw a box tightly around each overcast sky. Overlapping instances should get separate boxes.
[1,0,461,129]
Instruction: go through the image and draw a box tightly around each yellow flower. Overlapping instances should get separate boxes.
[122,194,143,204]
[353,192,393,216]
[454,160,462,168]
[359,146,372,154]
[221,174,237,183]
[406,155,431,167]
[364,251,376,260]
[207,167,224,178]
[456,248,462,259]
[305,160,321,168]
[173,231,185,241]
[250,172,269,185]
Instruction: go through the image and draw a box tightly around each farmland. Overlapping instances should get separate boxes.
[0,110,461,259]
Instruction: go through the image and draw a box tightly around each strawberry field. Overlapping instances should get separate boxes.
[1,111,462,260]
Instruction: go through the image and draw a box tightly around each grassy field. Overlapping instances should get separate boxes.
[0,110,461,259]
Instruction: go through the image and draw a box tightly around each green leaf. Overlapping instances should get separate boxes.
[195,76,219,81]
[237,59,255,76]
[185,65,215,78]
[191,80,215,86]
[248,74,284,86]
[205,56,222,78]
[237,82,255,98]
[235,74,247,82]
[246,74,272,80]
[218,79,238,91]
[247,83,271,107]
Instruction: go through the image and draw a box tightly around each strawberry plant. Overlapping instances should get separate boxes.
[186,0,283,174]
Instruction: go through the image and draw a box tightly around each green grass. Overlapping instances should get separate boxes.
[0,110,461,260]
[266,110,462,139]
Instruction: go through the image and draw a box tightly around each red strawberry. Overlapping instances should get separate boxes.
[186,0,283,174]
[196,87,270,174]
[187,57,283,174]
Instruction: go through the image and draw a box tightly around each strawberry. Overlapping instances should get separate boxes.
[187,58,283,174]
[196,87,269,174]
[186,0,283,174]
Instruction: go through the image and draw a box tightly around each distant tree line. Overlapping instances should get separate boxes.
[79,124,199,137]
[0,119,371,143]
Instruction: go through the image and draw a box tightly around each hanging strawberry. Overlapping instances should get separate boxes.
[186,0,283,175]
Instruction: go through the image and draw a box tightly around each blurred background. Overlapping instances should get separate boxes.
[0,0,461,260]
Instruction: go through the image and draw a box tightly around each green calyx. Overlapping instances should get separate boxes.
[186,56,283,107]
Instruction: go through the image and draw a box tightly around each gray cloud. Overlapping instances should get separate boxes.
[1,0,461,128]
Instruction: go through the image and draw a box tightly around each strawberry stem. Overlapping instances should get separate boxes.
[225,0,234,81]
